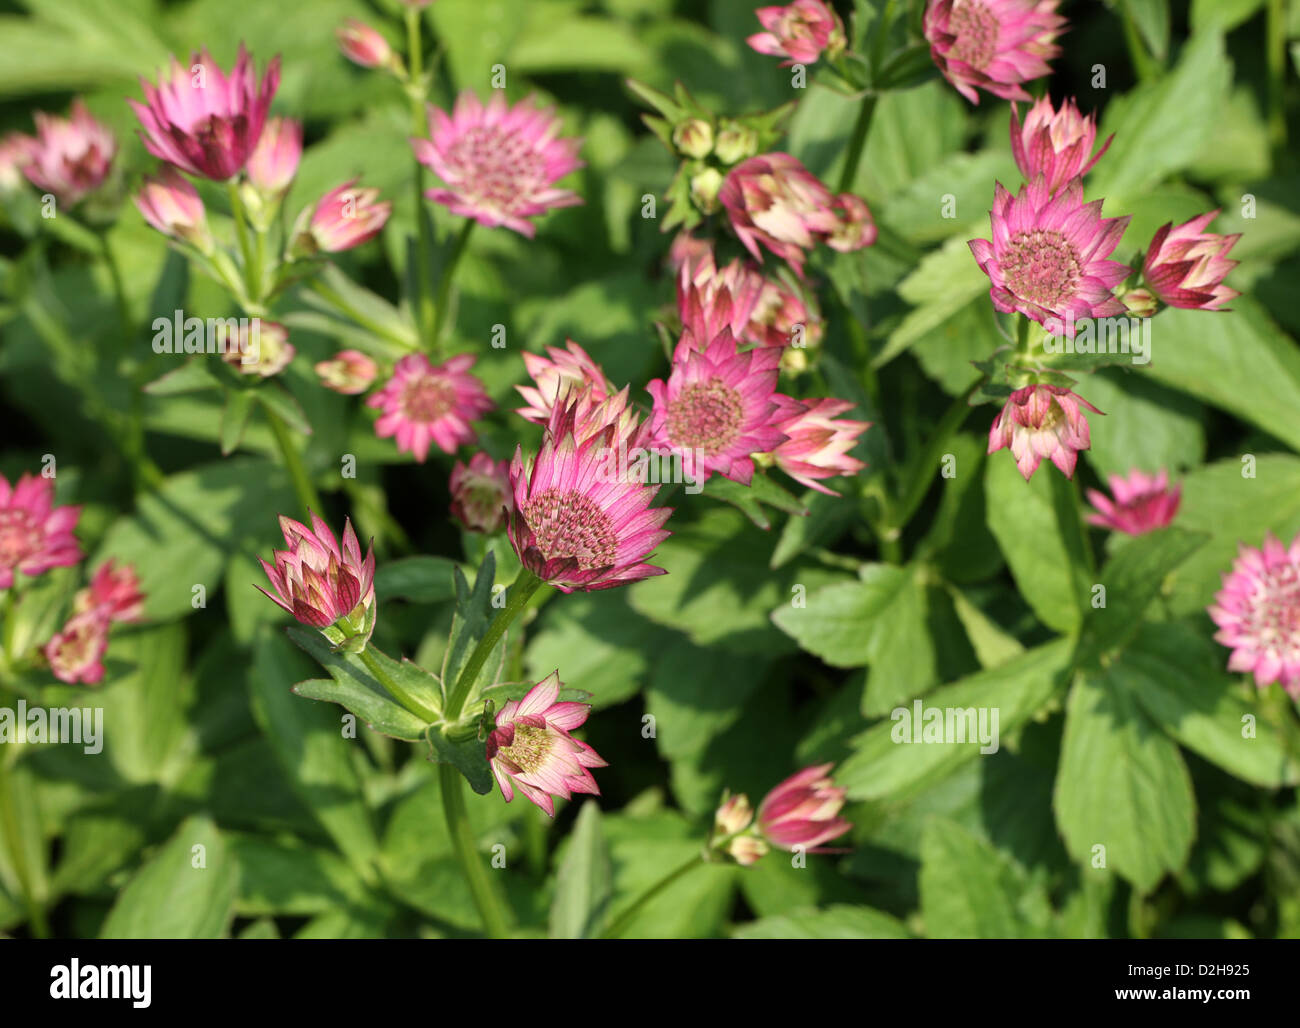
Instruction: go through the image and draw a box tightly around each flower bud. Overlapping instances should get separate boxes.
[672,118,714,159]
[689,165,724,214]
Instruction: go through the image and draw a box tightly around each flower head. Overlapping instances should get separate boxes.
[486,672,607,816]
[771,396,870,495]
[720,153,846,276]
[970,176,1130,326]
[747,1,846,66]
[413,91,583,237]
[514,340,611,426]
[508,395,672,592]
[367,353,492,462]
[1086,469,1181,536]
[0,473,82,590]
[246,116,301,196]
[678,252,765,351]
[757,763,852,853]
[1010,96,1110,194]
[827,193,878,252]
[307,180,392,252]
[45,610,110,686]
[1209,533,1300,697]
[1142,210,1240,311]
[130,44,280,181]
[450,453,513,534]
[315,349,377,395]
[923,0,1064,105]
[988,383,1100,480]
[219,320,294,377]
[258,512,376,650]
[19,99,116,206]
[135,166,209,248]
[646,329,786,486]
[74,560,145,623]
[336,19,394,69]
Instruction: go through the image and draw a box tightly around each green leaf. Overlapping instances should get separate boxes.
[100,816,238,939]
[770,489,854,569]
[549,801,612,939]
[1190,0,1264,33]
[1079,368,1206,480]
[946,585,1024,669]
[374,556,461,604]
[703,474,808,530]
[220,389,254,456]
[1120,0,1171,60]
[1054,669,1196,892]
[441,551,507,701]
[878,235,989,369]
[733,904,911,939]
[256,385,313,438]
[424,724,494,796]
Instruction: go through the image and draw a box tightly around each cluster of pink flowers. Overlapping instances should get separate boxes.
[712,764,852,865]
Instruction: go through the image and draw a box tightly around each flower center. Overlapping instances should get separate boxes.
[499,723,553,775]
[522,489,619,569]
[0,510,38,569]
[1246,563,1300,650]
[448,125,548,214]
[665,379,745,456]
[1002,229,1081,310]
[401,375,454,422]
[950,0,999,70]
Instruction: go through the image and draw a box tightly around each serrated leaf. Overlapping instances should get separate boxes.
[549,801,612,939]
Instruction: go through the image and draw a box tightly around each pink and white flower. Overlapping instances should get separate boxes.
[1142,210,1240,311]
[514,340,611,425]
[969,176,1130,326]
[308,180,392,252]
[74,560,145,623]
[134,166,209,248]
[315,349,377,395]
[220,320,294,377]
[757,764,852,853]
[0,473,82,590]
[412,91,583,237]
[771,397,871,495]
[246,116,301,196]
[18,99,116,206]
[747,1,846,66]
[677,252,765,351]
[1209,533,1300,697]
[988,383,1100,480]
[367,353,493,462]
[130,44,280,181]
[44,610,111,686]
[1010,96,1111,194]
[828,193,878,252]
[923,0,1065,105]
[449,453,513,534]
[336,19,394,69]
[486,672,607,817]
[1086,469,1181,536]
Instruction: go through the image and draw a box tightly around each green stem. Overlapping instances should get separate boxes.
[0,751,49,938]
[601,853,704,939]
[407,8,438,350]
[98,230,131,339]
[887,380,979,542]
[359,647,439,722]
[227,180,256,297]
[1266,0,1287,155]
[1119,9,1158,83]
[439,763,512,937]
[430,220,475,349]
[262,398,323,517]
[447,567,544,718]
[837,93,878,193]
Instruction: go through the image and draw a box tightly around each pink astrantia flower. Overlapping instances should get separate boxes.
[1208,534,1300,697]
[1010,96,1111,194]
[44,610,111,686]
[0,473,82,590]
[515,340,611,426]
[771,396,871,495]
[315,349,377,395]
[646,329,786,486]
[678,252,765,351]
[246,116,301,195]
[74,560,145,623]
[1086,469,1181,536]
[135,166,209,248]
[828,193,878,252]
[747,1,846,66]
[18,99,116,207]
[969,176,1130,326]
[450,452,513,534]
[258,513,377,648]
[1142,210,1241,311]
[308,180,392,252]
[219,320,294,377]
[508,395,672,592]
[368,353,492,462]
[923,0,1065,105]
[412,91,583,237]
[988,383,1101,480]
[130,44,280,181]
[336,19,393,69]
[486,671,607,817]
[720,153,845,277]
[757,764,853,853]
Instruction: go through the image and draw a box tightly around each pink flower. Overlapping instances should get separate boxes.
[719,153,847,277]
[412,91,583,237]
[450,453,513,534]
[19,99,116,206]
[646,329,786,486]
[1010,96,1111,194]
[988,383,1101,480]
[336,19,393,69]
[134,166,209,247]
[827,193,877,252]
[1142,210,1240,311]
[257,512,377,649]
[44,610,110,686]
[486,672,607,817]
[1209,534,1300,697]
[367,353,493,462]
[514,340,611,426]
[771,397,871,495]
[678,252,765,351]
[130,44,280,181]
[74,560,145,623]
[315,349,377,395]
[508,395,672,592]
[923,0,1065,105]
[246,117,301,195]
[219,321,294,377]
[0,473,82,590]
[747,1,846,66]
[969,176,1130,326]
[757,764,852,853]
[1086,469,1181,536]
[308,180,392,252]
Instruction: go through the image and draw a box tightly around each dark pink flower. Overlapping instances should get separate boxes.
[757,764,852,853]
[74,560,145,623]
[45,610,110,686]
[449,452,512,534]
[1086,469,1181,536]
[1209,533,1300,696]
[135,166,209,248]
[1142,210,1240,311]
[771,396,871,495]
[0,473,81,590]
[336,19,394,69]
[924,0,1064,105]
[747,1,846,66]
[367,353,492,462]
[308,180,392,252]
[1010,96,1111,194]
[514,340,611,426]
[19,99,116,206]
[988,383,1101,480]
